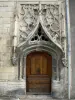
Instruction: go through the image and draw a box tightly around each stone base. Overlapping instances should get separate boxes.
[0,79,68,99]
[0,80,25,97]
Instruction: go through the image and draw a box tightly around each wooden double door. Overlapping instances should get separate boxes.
[26,51,52,94]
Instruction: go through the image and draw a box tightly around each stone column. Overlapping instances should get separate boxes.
[18,56,20,80]
[22,56,24,79]
[24,56,26,94]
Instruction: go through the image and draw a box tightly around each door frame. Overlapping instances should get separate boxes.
[21,46,59,95]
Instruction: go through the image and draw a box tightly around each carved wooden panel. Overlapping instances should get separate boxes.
[27,75,51,93]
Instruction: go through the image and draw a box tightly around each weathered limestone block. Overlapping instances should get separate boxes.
[0,67,18,80]
[52,80,61,98]
[60,67,68,98]
[52,67,68,98]
[0,12,14,18]
[0,81,25,96]
[0,2,15,7]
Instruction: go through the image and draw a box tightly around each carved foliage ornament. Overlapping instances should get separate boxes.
[19,4,39,42]
[18,4,65,48]
[17,3,66,66]
[41,4,60,44]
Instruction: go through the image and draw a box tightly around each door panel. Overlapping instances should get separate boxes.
[42,56,47,74]
[26,51,52,94]
[31,57,36,74]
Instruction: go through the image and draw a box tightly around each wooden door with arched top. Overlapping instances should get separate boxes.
[26,51,52,94]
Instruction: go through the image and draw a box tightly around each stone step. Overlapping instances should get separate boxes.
[19,95,53,100]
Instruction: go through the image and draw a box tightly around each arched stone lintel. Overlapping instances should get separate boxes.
[22,45,58,58]
[18,44,62,80]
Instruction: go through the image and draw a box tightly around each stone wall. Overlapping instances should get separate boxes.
[0,1,17,80]
[0,1,25,96]
[0,0,67,98]
[0,80,25,97]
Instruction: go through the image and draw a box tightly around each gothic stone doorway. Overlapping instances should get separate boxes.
[26,51,52,94]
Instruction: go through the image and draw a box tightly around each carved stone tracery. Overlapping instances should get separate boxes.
[13,2,66,68]
[16,3,66,66]
[19,4,39,42]
[30,24,49,42]
[41,4,60,44]
[18,4,65,47]
[10,2,66,69]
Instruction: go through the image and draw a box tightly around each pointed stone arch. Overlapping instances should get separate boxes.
[16,21,63,82]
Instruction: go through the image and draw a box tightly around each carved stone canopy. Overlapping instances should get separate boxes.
[12,2,66,66]
[17,3,65,50]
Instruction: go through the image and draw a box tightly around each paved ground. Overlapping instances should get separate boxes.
[0,95,57,100]
[0,95,53,100]
[0,95,75,100]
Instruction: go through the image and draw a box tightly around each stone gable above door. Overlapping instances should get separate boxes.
[12,0,66,67]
